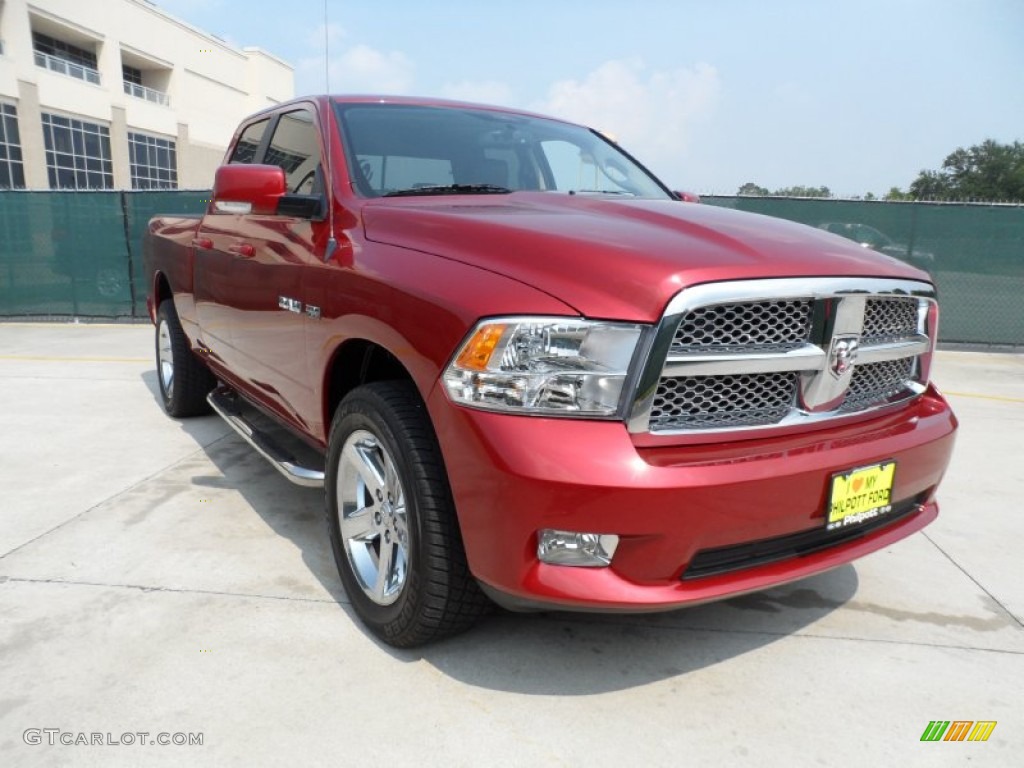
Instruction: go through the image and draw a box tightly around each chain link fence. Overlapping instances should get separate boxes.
[0,191,1020,345]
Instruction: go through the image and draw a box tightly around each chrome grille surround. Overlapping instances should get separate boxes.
[628,278,936,435]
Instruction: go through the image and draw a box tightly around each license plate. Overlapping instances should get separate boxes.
[826,461,896,531]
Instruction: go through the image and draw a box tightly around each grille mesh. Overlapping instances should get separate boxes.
[672,300,812,351]
[862,298,919,342]
[841,358,915,412]
[650,373,797,430]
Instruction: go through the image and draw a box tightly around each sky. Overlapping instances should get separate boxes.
[153,0,1024,197]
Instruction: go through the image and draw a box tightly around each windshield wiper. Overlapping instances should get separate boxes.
[569,189,635,196]
[383,184,513,197]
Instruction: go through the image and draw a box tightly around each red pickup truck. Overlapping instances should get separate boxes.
[145,95,957,647]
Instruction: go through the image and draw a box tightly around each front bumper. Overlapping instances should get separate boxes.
[427,385,957,612]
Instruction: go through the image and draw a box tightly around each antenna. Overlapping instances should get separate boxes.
[323,0,337,261]
[324,0,331,95]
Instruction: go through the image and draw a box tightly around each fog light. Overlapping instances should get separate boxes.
[537,529,619,567]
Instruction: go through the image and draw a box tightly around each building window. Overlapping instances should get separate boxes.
[41,113,113,189]
[32,32,100,84]
[122,65,142,86]
[264,145,308,176]
[128,132,177,189]
[32,32,97,68]
[0,103,25,189]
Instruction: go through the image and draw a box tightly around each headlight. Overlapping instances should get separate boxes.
[443,317,646,417]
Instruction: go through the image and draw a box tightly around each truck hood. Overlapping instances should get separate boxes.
[361,193,927,322]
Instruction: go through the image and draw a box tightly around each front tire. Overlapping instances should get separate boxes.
[326,382,489,647]
[155,300,215,417]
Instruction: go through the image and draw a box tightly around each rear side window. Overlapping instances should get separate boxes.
[265,110,321,193]
[230,119,269,164]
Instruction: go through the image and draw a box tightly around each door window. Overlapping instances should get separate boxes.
[230,119,270,164]
[265,110,321,193]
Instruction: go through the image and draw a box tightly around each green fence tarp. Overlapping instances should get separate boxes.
[0,190,208,317]
[0,191,1020,345]
[703,196,1024,345]
[122,191,210,315]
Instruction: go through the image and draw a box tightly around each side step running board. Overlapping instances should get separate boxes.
[207,388,325,488]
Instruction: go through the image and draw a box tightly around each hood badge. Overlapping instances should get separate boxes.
[829,336,860,378]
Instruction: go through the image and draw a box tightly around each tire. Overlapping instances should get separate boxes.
[326,381,490,647]
[155,300,216,417]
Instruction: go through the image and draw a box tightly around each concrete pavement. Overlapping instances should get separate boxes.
[1,323,1021,767]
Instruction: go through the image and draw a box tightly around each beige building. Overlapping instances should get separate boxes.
[0,0,293,190]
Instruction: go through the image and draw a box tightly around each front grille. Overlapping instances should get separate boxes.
[634,278,935,435]
[862,297,919,342]
[682,494,927,580]
[841,357,915,412]
[650,373,797,430]
[672,299,812,352]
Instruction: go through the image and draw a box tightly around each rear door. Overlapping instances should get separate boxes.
[195,117,272,368]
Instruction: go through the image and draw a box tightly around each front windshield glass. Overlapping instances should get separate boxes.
[333,102,672,200]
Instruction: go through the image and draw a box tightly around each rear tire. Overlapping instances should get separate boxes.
[326,381,490,647]
[155,300,215,417]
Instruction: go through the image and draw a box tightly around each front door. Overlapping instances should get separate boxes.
[226,107,328,432]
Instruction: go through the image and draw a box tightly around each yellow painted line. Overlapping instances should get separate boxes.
[944,390,1024,404]
[0,355,149,363]
[0,322,148,328]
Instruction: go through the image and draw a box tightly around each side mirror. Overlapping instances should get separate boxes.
[673,190,701,203]
[211,164,287,215]
[277,194,324,219]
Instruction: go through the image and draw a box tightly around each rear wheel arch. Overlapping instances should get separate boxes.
[153,272,172,311]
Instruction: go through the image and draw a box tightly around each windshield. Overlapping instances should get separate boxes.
[333,102,672,200]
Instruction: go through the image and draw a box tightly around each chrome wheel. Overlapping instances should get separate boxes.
[157,318,174,398]
[337,429,410,606]
[154,301,214,418]
[326,382,490,646]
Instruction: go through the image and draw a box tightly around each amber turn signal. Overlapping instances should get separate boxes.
[454,323,507,371]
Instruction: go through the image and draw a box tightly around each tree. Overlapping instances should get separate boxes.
[737,182,769,196]
[884,186,913,201]
[909,139,1024,201]
[772,185,831,198]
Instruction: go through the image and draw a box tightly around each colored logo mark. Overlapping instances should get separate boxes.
[920,720,997,742]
